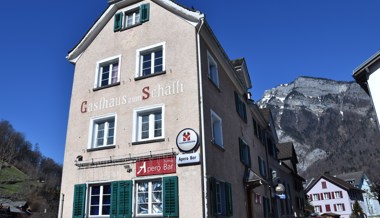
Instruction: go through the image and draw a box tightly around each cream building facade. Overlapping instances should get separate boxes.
[59,1,305,217]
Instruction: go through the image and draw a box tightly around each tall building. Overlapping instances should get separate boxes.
[59,0,305,217]
[353,51,380,130]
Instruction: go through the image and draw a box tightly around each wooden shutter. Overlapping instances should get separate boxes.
[320,193,324,200]
[309,194,313,201]
[342,204,345,211]
[334,204,337,211]
[209,177,217,216]
[225,182,233,216]
[242,103,247,123]
[339,191,343,198]
[140,3,150,22]
[331,192,335,199]
[328,192,331,199]
[163,176,179,217]
[110,181,133,218]
[72,184,86,218]
[326,204,331,212]
[258,157,263,176]
[114,12,123,32]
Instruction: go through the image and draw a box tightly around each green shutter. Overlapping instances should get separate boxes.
[247,145,251,167]
[110,182,119,217]
[114,12,123,32]
[72,184,86,218]
[163,176,179,217]
[258,157,263,176]
[110,181,132,218]
[140,3,150,22]
[225,182,233,216]
[242,103,247,123]
[239,138,244,164]
[234,92,239,113]
[209,177,217,216]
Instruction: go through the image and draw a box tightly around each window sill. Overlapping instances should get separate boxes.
[87,145,116,152]
[120,22,142,31]
[132,138,165,145]
[208,77,221,92]
[93,82,120,92]
[211,140,225,152]
[135,71,166,81]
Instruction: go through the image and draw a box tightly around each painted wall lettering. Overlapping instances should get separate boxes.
[81,101,87,113]
[142,86,150,100]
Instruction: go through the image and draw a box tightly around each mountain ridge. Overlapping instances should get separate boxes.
[257,76,380,181]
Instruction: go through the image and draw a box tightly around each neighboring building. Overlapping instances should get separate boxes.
[58,0,305,217]
[336,171,380,218]
[353,50,380,130]
[277,142,306,218]
[306,173,364,218]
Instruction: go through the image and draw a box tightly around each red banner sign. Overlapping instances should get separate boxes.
[136,157,176,177]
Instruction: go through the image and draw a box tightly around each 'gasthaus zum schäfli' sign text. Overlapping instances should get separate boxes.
[176,128,200,165]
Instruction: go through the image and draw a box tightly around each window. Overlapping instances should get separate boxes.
[323,192,331,200]
[313,194,320,201]
[136,180,163,215]
[95,56,121,89]
[258,156,266,178]
[322,181,327,189]
[239,138,251,167]
[335,203,345,211]
[136,42,165,79]
[89,115,116,149]
[334,191,343,199]
[211,110,223,148]
[314,205,322,213]
[207,51,219,87]
[210,177,232,216]
[72,177,178,218]
[234,92,247,122]
[325,204,331,212]
[133,105,164,143]
[124,9,140,28]
[114,3,149,31]
[255,193,261,204]
[89,184,111,216]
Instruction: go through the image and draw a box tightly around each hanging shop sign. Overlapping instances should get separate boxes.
[176,128,199,153]
[176,153,200,165]
[136,157,176,177]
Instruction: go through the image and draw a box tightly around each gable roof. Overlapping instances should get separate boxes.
[67,0,204,63]
[335,171,367,188]
[352,50,380,94]
[305,173,364,193]
[277,142,298,164]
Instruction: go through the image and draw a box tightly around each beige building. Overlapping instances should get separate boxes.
[59,0,305,217]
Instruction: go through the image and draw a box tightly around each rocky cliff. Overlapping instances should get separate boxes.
[257,76,380,181]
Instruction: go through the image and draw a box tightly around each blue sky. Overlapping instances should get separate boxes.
[1,0,379,164]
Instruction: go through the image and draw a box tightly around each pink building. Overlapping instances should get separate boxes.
[306,173,364,218]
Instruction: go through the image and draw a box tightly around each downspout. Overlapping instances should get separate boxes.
[196,17,207,218]
[58,193,64,218]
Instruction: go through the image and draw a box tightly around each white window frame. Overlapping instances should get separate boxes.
[124,9,140,28]
[135,179,163,216]
[313,194,319,201]
[314,205,321,213]
[210,110,223,148]
[133,104,165,143]
[207,51,219,87]
[94,55,121,88]
[88,114,117,149]
[323,192,330,200]
[88,183,111,217]
[135,42,166,78]
[336,203,344,211]
[334,191,342,199]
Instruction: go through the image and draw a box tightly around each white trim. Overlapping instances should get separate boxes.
[132,104,165,143]
[135,42,166,77]
[94,55,122,88]
[210,109,223,148]
[207,51,219,87]
[88,113,117,149]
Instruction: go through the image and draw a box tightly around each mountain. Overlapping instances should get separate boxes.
[257,76,380,181]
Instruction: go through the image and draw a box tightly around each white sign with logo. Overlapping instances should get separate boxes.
[177,153,200,165]
[176,128,199,152]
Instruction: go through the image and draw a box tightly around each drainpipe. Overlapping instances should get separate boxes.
[196,16,207,218]
[58,193,64,218]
